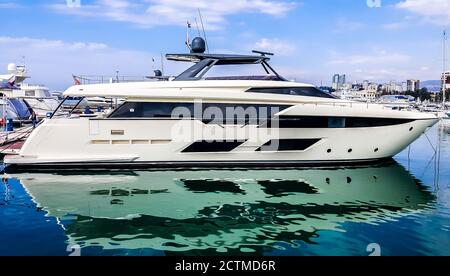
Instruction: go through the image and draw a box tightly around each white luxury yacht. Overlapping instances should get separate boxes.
[2,64,60,118]
[16,83,60,118]
[3,38,439,170]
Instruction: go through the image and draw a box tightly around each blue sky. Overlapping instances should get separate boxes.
[0,0,449,90]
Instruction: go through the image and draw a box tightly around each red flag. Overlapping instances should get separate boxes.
[72,75,81,85]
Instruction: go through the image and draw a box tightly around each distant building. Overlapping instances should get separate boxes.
[355,89,376,102]
[332,74,340,90]
[382,81,405,94]
[363,80,369,90]
[332,74,346,90]
[340,83,352,91]
[368,83,378,93]
[406,80,420,92]
[401,82,407,93]
[441,72,450,91]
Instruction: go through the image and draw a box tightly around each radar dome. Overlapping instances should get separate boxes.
[154,70,162,77]
[191,37,206,54]
[7,63,17,73]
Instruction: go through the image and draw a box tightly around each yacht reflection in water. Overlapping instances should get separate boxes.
[10,161,434,255]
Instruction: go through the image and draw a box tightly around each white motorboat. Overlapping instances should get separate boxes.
[377,95,416,111]
[3,38,439,170]
[2,64,60,118]
[15,83,61,118]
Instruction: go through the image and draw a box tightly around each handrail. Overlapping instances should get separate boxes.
[74,75,152,85]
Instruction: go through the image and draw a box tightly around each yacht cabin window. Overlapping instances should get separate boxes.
[108,102,290,124]
[25,91,36,97]
[247,87,336,99]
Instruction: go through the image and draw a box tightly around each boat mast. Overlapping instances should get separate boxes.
[443,30,447,106]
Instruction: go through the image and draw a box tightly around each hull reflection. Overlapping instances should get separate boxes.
[10,161,435,254]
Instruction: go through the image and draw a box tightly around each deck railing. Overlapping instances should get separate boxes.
[74,75,153,85]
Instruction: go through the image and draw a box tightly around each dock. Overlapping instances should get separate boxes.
[0,126,33,157]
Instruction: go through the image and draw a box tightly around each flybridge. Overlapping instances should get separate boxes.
[165,53,270,64]
[166,37,287,81]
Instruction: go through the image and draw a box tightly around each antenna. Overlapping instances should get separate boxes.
[161,52,165,76]
[198,8,209,53]
[252,50,274,56]
[444,30,447,105]
[194,18,201,37]
[185,21,192,51]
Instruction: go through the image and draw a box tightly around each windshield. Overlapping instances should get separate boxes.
[202,64,278,81]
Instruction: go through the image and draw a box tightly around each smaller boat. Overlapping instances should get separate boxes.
[2,64,61,118]
[15,84,60,118]
[0,97,32,123]
[377,95,416,111]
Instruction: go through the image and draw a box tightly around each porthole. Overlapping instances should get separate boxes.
[409,127,414,132]
[348,149,353,153]
[374,148,379,152]
[327,149,332,153]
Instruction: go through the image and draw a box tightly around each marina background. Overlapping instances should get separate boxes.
[1,0,450,256]
[1,0,449,90]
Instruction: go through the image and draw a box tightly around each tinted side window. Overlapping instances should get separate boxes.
[108,102,291,120]
[248,87,336,99]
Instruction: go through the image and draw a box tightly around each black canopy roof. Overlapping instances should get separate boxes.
[165,51,285,81]
[166,53,270,65]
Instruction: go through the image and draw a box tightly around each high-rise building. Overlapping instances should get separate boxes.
[401,82,407,93]
[332,74,346,90]
[340,74,346,85]
[406,80,420,92]
[332,74,339,90]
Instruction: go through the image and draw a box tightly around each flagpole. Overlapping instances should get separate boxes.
[186,21,192,51]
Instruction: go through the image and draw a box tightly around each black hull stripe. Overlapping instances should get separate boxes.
[3,158,393,172]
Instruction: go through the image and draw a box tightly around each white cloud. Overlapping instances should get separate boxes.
[396,0,450,25]
[324,47,441,83]
[0,36,187,90]
[50,0,297,30]
[252,38,297,56]
[382,22,408,30]
[329,49,410,65]
[352,68,409,81]
[0,1,23,9]
[334,18,365,33]
[0,37,108,51]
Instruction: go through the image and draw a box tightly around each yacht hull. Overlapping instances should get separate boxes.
[3,115,439,171]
